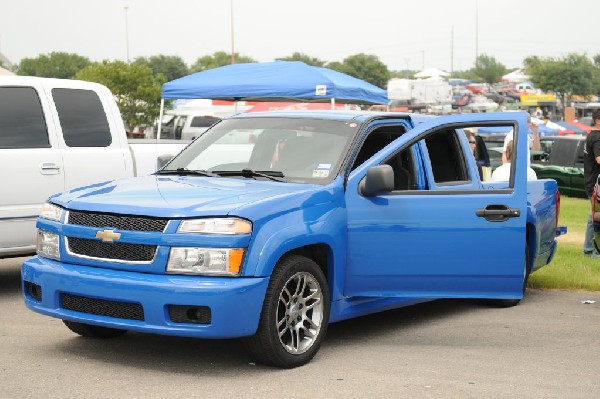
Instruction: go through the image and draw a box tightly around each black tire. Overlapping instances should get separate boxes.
[63,320,127,339]
[487,245,530,308]
[243,255,330,368]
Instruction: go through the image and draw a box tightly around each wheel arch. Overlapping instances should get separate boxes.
[526,222,536,274]
[283,244,332,290]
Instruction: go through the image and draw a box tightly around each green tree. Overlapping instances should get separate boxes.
[389,69,418,79]
[17,52,92,79]
[524,53,600,98]
[451,69,479,81]
[327,53,390,88]
[473,54,507,84]
[190,51,256,72]
[276,52,326,67]
[75,60,164,134]
[133,55,189,82]
[324,61,349,74]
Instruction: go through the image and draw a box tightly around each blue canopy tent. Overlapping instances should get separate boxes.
[158,62,388,138]
[162,61,388,105]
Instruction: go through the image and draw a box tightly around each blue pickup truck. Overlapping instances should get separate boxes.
[22,111,562,368]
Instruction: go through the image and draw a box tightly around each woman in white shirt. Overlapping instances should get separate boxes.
[491,140,537,181]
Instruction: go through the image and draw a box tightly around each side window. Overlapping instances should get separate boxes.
[52,88,112,147]
[424,129,468,184]
[383,146,418,191]
[351,126,406,171]
[191,116,220,128]
[0,87,49,149]
[174,115,187,139]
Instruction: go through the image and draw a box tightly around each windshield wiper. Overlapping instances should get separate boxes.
[155,168,220,177]
[215,169,288,182]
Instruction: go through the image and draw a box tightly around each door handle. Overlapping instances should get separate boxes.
[39,162,61,175]
[476,204,520,222]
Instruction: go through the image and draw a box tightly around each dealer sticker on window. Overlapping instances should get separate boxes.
[312,163,331,178]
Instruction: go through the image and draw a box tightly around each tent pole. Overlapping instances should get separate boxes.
[331,98,335,110]
[157,99,164,141]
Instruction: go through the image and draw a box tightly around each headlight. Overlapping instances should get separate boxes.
[37,230,60,260]
[178,218,252,235]
[166,247,245,276]
[40,202,63,222]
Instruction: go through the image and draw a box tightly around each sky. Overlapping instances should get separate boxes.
[1,0,599,73]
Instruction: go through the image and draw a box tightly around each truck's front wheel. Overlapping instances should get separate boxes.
[63,320,127,339]
[244,255,330,368]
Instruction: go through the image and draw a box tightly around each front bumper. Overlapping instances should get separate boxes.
[22,256,269,339]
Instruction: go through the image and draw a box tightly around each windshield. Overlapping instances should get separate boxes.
[163,117,360,184]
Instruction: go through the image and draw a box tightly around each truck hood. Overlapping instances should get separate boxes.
[50,175,321,218]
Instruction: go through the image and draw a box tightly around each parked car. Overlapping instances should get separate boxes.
[479,132,508,170]
[530,136,586,198]
[388,99,427,113]
[484,92,508,104]
[464,95,499,112]
[172,112,221,140]
[496,87,521,101]
[152,112,222,140]
[0,76,188,259]
[22,111,564,368]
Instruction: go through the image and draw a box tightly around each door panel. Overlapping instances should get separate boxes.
[0,84,65,253]
[345,192,525,298]
[344,112,529,299]
[46,84,129,190]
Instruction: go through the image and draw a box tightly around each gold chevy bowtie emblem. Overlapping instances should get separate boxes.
[95,229,121,242]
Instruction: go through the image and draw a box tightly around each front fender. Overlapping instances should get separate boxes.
[242,206,347,301]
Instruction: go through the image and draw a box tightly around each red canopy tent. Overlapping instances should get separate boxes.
[569,121,593,134]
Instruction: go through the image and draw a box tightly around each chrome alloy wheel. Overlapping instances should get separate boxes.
[276,271,323,355]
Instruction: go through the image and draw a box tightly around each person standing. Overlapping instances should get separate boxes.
[582,108,600,256]
[465,129,483,179]
[502,114,541,164]
[491,140,537,182]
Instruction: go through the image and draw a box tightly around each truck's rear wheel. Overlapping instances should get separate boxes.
[63,320,127,339]
[243,255,330,368]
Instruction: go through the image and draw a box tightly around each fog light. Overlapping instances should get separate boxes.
[36,230,60,260]
[166,247,244,276]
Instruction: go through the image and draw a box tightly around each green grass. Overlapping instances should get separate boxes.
[528,196,600,291]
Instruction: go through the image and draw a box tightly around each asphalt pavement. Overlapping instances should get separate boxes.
[1,257,599,399]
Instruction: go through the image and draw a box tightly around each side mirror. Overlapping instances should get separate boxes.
[359,165,394,197]
[156,154,174,170]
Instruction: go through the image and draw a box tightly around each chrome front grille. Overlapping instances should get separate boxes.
[67,211,168,232]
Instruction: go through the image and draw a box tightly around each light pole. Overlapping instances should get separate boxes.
[124,6,130,63]
[475,0,479,67]
[230,0,235,64]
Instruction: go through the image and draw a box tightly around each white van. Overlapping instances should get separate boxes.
[172,112,221,140]
[515,82,535,92]
[0,76,188,258]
